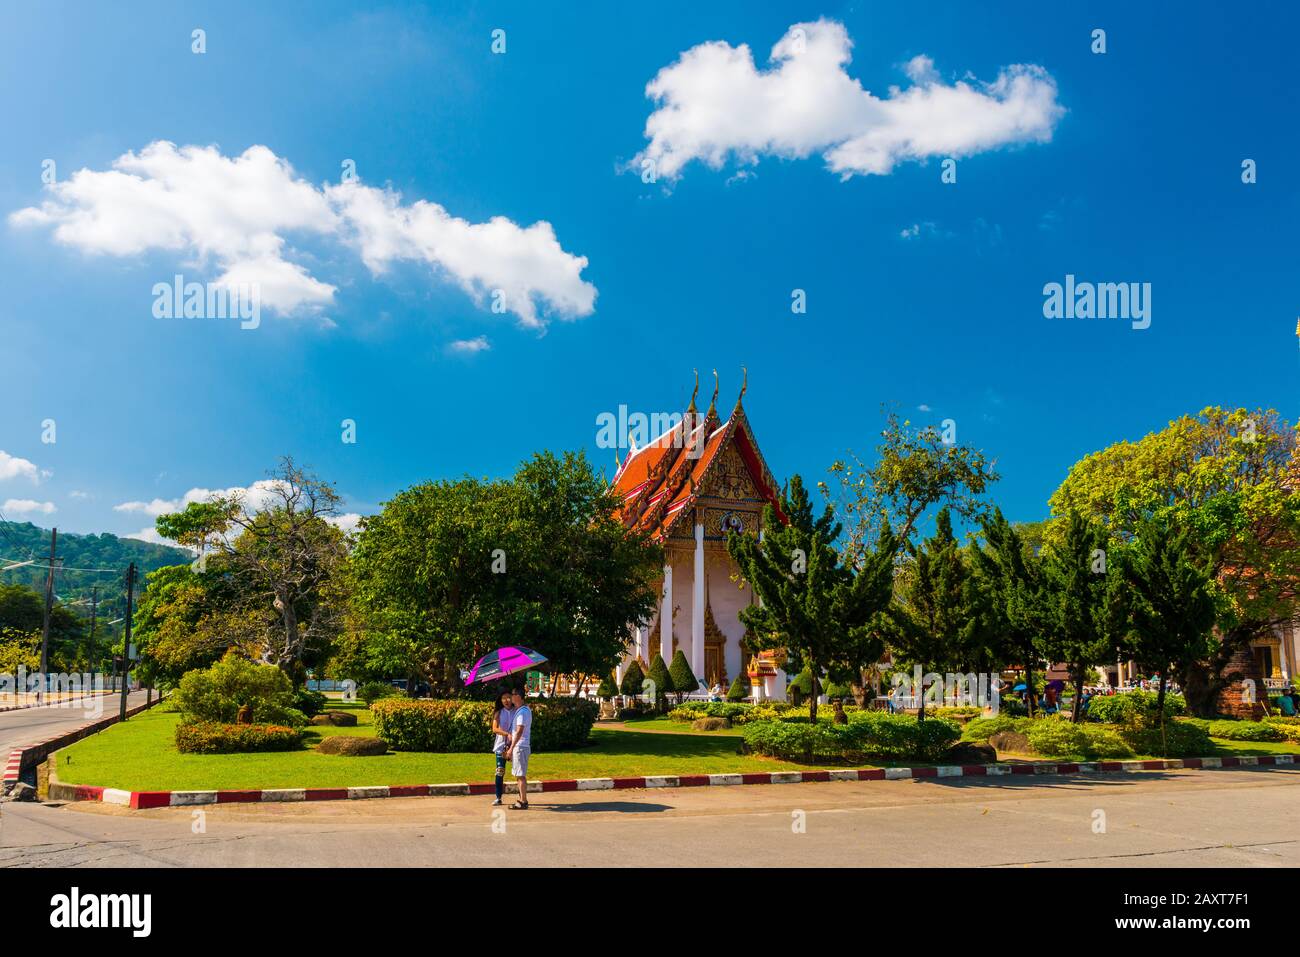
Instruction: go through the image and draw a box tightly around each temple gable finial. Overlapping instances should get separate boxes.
[736,366,747,407]
[708,369,719,414]
[687,369,699,414]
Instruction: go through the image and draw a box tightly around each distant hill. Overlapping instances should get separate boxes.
[0,521,192,624]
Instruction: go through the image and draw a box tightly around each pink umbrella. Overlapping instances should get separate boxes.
[462,646,548,685]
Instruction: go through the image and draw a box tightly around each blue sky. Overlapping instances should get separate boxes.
[1,1,1296,543]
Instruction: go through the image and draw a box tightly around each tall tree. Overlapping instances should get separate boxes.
[1050,406,1299,715]
[1039,511,1122,720]
[728,475,897,723]
[822,408,999,560]
[884,508,977,720]
[1117,516,1219,726]
[971,509,1046,714]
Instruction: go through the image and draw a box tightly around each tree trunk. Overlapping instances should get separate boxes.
[1156,670,1168,730]
[1071,667,1085,722]
[808,661,819,723]
[917,668,925,723]
[1023,654,1035,719]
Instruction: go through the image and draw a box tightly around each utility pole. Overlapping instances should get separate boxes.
[119,563,135,721]
[38,528,58,705]
[88,586,99,689]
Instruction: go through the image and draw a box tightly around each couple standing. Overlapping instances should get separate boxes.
[491,687,532,809]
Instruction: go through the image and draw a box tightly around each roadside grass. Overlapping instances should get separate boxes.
[53,708,805,792]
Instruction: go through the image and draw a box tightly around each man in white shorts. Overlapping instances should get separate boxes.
[505,686,533,809]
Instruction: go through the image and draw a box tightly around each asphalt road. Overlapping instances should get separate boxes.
[0,692,150,757]
[1,766,1296,867]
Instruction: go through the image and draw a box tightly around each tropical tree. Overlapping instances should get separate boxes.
[1039,511,1123,720]
[1050,407,1300,715]
[1117,516,1219,726]
[728,474,898,722]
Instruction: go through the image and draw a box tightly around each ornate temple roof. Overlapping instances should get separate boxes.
[610,370,785,542]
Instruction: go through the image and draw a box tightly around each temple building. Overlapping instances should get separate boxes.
[609,371,790,700]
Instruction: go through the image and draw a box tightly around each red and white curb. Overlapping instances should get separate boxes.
[3,699,158,788]
[46,753,1298,809]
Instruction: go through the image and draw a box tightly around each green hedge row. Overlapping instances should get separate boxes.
[175,721,304,754]
[741,711,959,764]
[371,698,598,752]
[962,713,1215,759]
[1085,690,1186,724]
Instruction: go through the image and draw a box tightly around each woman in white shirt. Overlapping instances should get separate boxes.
[491,690,516,807]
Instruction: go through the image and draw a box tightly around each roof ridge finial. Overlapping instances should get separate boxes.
[708,369,719,414]
[736,365,747,407]
[687,369,699,414]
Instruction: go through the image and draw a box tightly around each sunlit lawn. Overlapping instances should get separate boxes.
[54,705,804,792]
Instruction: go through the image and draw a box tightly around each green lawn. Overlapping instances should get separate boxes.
[54,708,805,792]
[617,716,743,735]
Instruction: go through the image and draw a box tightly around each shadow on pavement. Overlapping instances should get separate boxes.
[538,801,673,814]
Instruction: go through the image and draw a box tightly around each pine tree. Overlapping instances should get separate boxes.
[726,674,750,702]
[972,509,1046,715]
[668,649,698,699]
[619,659,644,697]
[728,474,898,722]
[885,508,977,721]
[645,653,674,711]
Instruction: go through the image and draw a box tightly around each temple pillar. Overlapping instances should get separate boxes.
[660,562,673,663]
[692,523,705,685]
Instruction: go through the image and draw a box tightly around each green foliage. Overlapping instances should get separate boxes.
[174,721,303,754]
[669,702,750,723]
[668,649,698,695]
[1086,690,1185,724]
[1119,721,1213,758]
[619,659,645,697]
[645,654,673,710]
[371,698,597,752]
[961,714,1029,742]
[741,710,959,763]
[0,627,40,673]
[358,681,398,705]
[728,474,897,723]
[596,672,619,698]
[172,653,304,726]
[789,667,814,696]
[293,688,328,718]
[726,674,750,702]
[1205,719,1285,742]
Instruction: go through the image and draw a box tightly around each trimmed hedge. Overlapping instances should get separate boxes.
[619,660,645,697]
[173,654,306,728]
[1205,719,1285,742]
[1119,721,1213,758]
[741,711,959,764]
[371,697,598,753]
[1086,690,1185,725]
[669,702,751,723]
[175,721,303,754]
[727,675,750,702]
[1024,719,1135,759]
[668,649,698,694]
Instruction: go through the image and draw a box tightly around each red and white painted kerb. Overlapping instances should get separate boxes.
[45,753,1297,809]
[3,699,157,789]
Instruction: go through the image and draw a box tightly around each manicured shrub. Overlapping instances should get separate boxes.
[692,717,731,731]
[358,681,398,705]
[175,721,303,754]
[1206,720,1285,742]
[727,675,750,702]
[669,702,750,723]
[741,711,959,763]
[645,654,674,710]
[961,714,1029,742]
[293,688,328,718]
[668,650,699,695]
[1025,719,1090,758]
[619,660,645,697]
[597,672,619,698]
[1087,690,1185,725]
[317,735,388,756]
[1120,721,1213,758]
[371,698,597,752]
[173,653,304,727]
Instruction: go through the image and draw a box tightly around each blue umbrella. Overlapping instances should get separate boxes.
[1013,683,1028,691]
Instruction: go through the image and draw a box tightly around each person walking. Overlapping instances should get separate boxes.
[490,689,516,807]
[505,685,533,810]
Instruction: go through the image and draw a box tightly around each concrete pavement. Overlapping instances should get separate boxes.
[0,691,150,759]
[1,765,1296,867]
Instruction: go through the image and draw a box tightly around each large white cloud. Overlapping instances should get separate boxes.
[10,142,596,327]
[114,479,292,519]
[0,451,40,484]
[633,19,1064,181]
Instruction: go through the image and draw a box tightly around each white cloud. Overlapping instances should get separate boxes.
[69,490,91,500]
[325,513,362,536]
[634,19,1063,182]
[114,479,291,519]
[10,142,596,329]
[918,404,932,412]
[0,451,40,484]
[3,498,56,516]
[447,335,491,355]
[328,182,596,329]
[123,526,167,545]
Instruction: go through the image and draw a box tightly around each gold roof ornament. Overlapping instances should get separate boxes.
[687,369,699,413]
[737,366,747,407]
[708,369,719,414]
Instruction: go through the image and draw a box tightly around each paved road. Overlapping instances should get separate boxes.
[0,692,149,757]
[1,766,1296,867]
